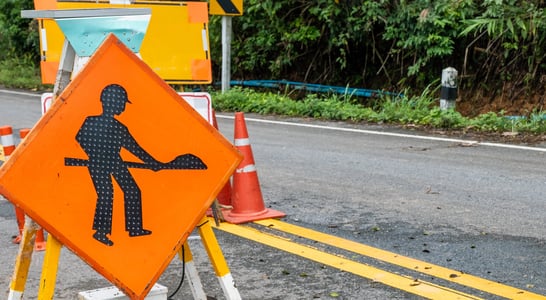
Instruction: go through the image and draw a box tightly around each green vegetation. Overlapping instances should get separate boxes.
[0,0,43,90]
[0,0,38,61]
[2,0,546,134]
[208,0,546,98]
[212,87,546,133]
[0,55,43,90]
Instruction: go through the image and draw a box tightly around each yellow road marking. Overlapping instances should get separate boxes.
[212,219,482,300]
[254,219,546,300]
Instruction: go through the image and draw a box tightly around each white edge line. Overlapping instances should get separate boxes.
[2,89,543,153]
[0,89,42,97]
[216,114,546,153]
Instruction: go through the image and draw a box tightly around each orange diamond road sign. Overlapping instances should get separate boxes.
[0,34,241,299]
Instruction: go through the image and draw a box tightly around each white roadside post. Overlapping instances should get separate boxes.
[221,16,232,93]
[440,67,458,110]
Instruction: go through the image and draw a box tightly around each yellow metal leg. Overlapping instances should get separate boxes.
[198,217,241,300]
[8,218,40,300]
[37,234,62,300]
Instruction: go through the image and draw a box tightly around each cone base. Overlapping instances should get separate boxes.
[35,242,47,252]
[34,228,47,252]
[223,208,286,224]
[205,207,231,218]
[12,235,21,244]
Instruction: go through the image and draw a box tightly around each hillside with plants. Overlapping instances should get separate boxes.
[207,0,546,116]
[1,0,546,132]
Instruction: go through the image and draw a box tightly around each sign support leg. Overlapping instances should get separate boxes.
[8,217,40,300]
[178,241,207,300]
[7,35,76,300]
[198,216,241,300]
[53,39,76,98]
[37,235,63,300]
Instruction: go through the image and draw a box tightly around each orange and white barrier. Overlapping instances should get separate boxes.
[178,92,213,125]
[1,125,16,161]
[223,112,285,224]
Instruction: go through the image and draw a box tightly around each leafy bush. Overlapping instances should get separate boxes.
[0,0,39,61]
[383,0,476,80]
[209,0,392,85]
[2,0,546,108]
[207,0,546,106]
[460,0,546,93]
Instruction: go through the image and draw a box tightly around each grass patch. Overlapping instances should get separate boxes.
[0,55,47,90]
[1,58,545,135]
[211,87,546,134]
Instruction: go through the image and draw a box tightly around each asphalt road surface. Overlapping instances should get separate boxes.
[1,89,545,299]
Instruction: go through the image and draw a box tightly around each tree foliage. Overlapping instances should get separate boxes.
[208,0,546,102]
[2,0,546,111]
[0,0,39,61]
[460,0,546,95]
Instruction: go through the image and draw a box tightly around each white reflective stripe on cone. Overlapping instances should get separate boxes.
[236,164,257,173]
[234,138,250,146]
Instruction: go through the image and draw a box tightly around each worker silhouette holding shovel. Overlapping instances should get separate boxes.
[65,84,207,246]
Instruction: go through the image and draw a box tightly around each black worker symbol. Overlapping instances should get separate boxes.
[64,84,207,246]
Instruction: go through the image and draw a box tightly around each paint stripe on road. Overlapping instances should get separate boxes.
[1,90,544,152]
[253,219,546,300]
[216,114,546,153]
[211,218,483,300]
[0,90,41,98]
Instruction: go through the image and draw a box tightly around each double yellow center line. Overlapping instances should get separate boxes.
[211,218,545,300]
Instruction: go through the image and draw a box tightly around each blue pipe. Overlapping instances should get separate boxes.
[225,80,403,98]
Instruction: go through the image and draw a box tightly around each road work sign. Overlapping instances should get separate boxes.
[0,34,241,299]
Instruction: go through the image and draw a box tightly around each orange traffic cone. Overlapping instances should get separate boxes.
[8,128,47,251]
[12,206,25,244]
[1,126,23,244]
[11,129,28,244]
[212,110,232,206]
[223,112,285,224]
[34,228,47,251]
[19,128,47,251]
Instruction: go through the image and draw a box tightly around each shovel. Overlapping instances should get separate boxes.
[64,153,207,170]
